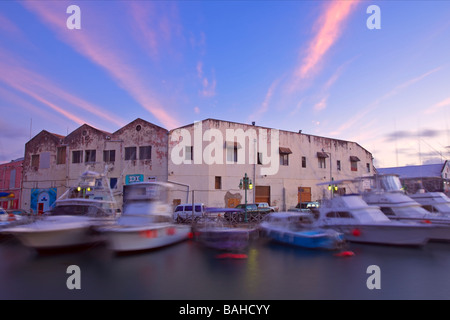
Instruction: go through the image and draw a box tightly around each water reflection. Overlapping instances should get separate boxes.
[2,237,450,299]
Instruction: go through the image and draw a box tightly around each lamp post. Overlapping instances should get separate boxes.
[239,173,253,222]
[322,149,334,198]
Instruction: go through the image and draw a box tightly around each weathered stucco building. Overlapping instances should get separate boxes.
[168,119,374,211]
[20,117,374,213]
[21,118,168,213]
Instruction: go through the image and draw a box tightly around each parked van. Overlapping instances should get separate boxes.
[173,203,206,222]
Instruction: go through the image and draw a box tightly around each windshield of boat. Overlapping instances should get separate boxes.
[49,204,111,217]
[379,175,403,192]
[390,205,431,217]
[355,207,390,223]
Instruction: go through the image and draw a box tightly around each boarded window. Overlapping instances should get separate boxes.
[318,157,326,169]
[57,147,66,165]
[85,150,96,163]
[139,146,152,160]
[40,152,50,169]
[72,151,82,164]
[9,169,16,188]
[302,156,306,168]
[337,160,341,171]
[215,176,222,189]
[31,155,39,168]
[125,147,137,160]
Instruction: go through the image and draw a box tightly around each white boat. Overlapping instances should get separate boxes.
[1,170,119,251]
[361,175,450,241]
[98,182,191,253]
[409,192,450,216]
[314,195,434,246]
[260,212,344,250]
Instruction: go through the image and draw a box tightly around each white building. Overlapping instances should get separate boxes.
[168,119,374,210]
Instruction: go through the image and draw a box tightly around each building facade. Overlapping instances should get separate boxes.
[0,158,23,210]
[21,118,168,213]
[168,119,374,210]
[20,117,374,213]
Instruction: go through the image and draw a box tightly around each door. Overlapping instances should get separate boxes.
[255,186,270,204]
[38,203,44,215]
[298,187,311,204]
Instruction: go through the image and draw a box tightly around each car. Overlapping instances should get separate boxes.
[288,201,320,213]
[256,202,278,213]
[173,203,206,222]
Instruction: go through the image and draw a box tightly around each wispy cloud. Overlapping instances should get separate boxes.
[0,48,125,128]
[425,96,450,114]
[249,79,280,121]
[291,1,360,89]
[23,1,181,129]
[330,66,443,137]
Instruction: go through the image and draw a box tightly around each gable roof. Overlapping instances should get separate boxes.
[378,163,445,179]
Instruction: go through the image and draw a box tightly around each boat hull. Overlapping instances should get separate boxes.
[1,216,109,250]
[195,227,258,251]
[261,225,344,250]
[322,223,431,246]
[100,224,191,253]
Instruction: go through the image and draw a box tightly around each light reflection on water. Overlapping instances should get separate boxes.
[1,236,450,300]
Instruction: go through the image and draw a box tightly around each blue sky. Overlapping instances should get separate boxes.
[0,0,449,168]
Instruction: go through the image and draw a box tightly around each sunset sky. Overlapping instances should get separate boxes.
[0,0,449,168]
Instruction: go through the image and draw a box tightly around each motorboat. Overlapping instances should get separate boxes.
[1,170,119,251]
[409,192,450,216]
[193,208,259,251]
[314,195,434,246]
[361,175,450,241]
[260,212,344,250]
[97,182,191,253]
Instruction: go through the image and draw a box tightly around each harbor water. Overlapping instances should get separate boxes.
[1,235,450,300]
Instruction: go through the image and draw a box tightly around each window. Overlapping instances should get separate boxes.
[279,147,292,166]
[103,150,116,163]
[350,156,360,172]
[125,147,137,160]
[185,146,193,161]
[318,157,326,169]
[9,169,16,188]
[31,154,39,168]
[215,176,222,189]
[227,145,238,163]
[72,151,82,164]
[110,178,118,189]
[302,156,306,168]
[366,163,371,173]
[280,154,289,166]
[57,147,66,165]
[337,160,341,171]
[139,146,152,160]
[257,152,263,165]
[40,152,50,169]
[85,150,96,163]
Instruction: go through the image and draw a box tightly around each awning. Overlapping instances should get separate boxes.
[279,147,292,154]
[0,192,14,198]
[317,152,329,158]
[350,156,361,162]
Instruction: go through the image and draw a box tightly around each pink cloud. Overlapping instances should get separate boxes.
[249,79,280,121]
[287,1,359,92]
[23,1,181,130]
[0,47,125,128]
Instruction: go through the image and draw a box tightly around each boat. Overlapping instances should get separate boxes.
[97,182,191,253]
[409,191,450,216]
[1,170,119,251]
[260,212,345,250]
[360,174,450,241]
[314,194,434,246]
[193,209,258,251]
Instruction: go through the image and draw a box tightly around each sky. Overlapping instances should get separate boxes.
[0,0,449,168]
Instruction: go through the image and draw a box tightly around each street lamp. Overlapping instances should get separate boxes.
[239,173,253,222]
[322,148,333,198]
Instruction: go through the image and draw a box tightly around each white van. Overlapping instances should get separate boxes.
[173,203,206,222]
